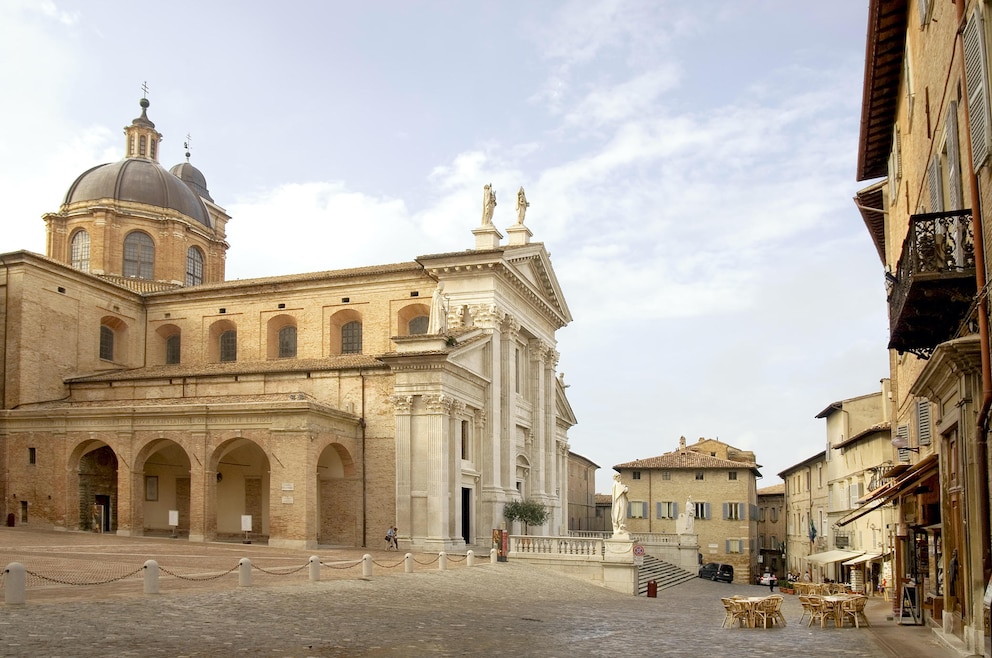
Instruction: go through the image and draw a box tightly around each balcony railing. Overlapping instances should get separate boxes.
[888,210,976,358]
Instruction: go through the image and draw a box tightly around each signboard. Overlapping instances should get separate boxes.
[633,544,645,557]
[168,510,179,527]
[241,515,253,532]
[492,529,508,562]
[899,583,921,625]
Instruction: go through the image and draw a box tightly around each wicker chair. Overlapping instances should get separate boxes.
[843,596,870,628]
[798,595,813,625]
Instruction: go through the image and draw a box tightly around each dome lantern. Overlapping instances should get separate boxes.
[124,97,162,162]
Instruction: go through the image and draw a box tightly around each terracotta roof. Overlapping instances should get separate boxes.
[594,494,612,504]
[614,449,758,472]
[757,483,785,496]
[834,420,891,449]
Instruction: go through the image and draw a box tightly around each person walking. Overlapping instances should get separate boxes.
[769,572,777,593]
[385,526,396,550]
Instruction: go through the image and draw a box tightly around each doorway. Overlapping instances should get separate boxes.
[95,494,111,532]
[461,488,471,544]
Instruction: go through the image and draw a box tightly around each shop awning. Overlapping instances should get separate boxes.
[835,454,939,527]
[842,552,883,566]
[806,549,864,563]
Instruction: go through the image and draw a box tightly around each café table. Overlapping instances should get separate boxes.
[821,594,857,628]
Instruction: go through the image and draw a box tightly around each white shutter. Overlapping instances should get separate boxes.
[947,102,964,209]
[964,8,992,168]
[918,0,931,27]
[917,399,933,446]
[850,482,863,508]
[896,424,911,462]
[927,156,944,212]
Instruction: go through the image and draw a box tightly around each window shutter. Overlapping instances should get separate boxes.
[656,502,663,519]
[704,502,711,520]
[927,156,944,212]
[896,425,911,463]
[725,539,731,553]
[918,0,931,26]
[723,503,729,520]
[947,102,964,209]
[965,8,992,168]
[917,399,933,445]
[626,502,631,517]
[641,502,648,519]
[672,502,678,519]
[750,504,758,521]
[850,482,862,508]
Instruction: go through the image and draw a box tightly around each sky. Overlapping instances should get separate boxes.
[0,0,889,495]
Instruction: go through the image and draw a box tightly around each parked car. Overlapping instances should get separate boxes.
[759,572,778,586]
[698,562,734,583]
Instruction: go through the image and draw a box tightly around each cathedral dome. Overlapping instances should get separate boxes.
[63,158,212,228]
[169,161,214,202]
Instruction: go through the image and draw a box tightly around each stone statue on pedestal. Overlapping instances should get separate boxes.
[611,473,629,536]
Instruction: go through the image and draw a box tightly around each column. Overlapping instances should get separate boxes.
[390,395,414,542]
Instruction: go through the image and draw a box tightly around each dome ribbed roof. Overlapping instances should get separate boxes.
[63,158,211,227]
[169,162,213,202]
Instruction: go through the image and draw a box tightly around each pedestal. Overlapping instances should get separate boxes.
[603,537,636,595]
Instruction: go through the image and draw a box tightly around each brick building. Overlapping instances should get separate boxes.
[613,436,761,583]
[0,98,576,551]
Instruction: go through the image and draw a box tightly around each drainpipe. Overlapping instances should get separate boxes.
[956,1,992,582]
[360,370,367,549]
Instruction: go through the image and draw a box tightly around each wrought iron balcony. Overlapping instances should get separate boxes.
[887,210,976,358]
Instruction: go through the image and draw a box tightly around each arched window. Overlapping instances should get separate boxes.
[341,321,362,354]
[70,230,90,272]
[220,330,237,362]
[278,326,297,358]
[139,135,146,156]
[165,334,181,364]
[123,232,155,279]
[408,316,429,335]
[186,247,204,286]
[99,325,114,361]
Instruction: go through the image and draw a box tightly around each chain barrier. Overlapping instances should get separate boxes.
[23,565,143,586]
[445,554,468,563]
[371,558,407,568]
[251,562,310,576]
[319,560,362,570]
[158,563,240,582]
[412,555,441,566]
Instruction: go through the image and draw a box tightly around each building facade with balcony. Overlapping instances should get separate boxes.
[817,381,897,594]
[855,0,992,650]
[779,451,828,580]
[614,437,760,583]
[756,483,785,578]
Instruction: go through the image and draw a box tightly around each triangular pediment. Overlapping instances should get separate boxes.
[501,244,572,327]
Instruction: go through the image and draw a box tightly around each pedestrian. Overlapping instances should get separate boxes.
[385,526,396,550]
[769,572,777,592]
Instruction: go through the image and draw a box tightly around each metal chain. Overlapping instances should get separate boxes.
[24,566,143,586]
[412,555,440,566]
[371,558,405,568]
[445,554,467,562]
[319,560,362,570]
[251,562,309,576]
[158,564,240,582]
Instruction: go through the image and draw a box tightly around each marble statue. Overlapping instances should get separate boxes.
[428,281,448,334]
[611,473,629,536]
[482,184,496,225]
[515,186,529,225]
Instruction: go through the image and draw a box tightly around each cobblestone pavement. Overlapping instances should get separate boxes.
[0,528,966,657]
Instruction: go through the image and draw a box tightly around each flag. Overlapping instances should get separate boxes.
[808,518,817,542]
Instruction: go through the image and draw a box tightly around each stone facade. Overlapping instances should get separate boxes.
[855,1,992,650]
[756,483,785,577]
[566,451,598,532]
[613,437,760,583]
[0,100,576,552]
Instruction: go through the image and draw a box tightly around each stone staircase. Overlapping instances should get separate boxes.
[637,554,697,595]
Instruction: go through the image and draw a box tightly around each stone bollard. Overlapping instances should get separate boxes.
[467,550,475,567]
[438,552,447,571]
[362,554,372,579]
[490,548,498,565]
[308,556,320,582]
[404,553,414,574]
[143,560,159,595]
[239,558,252,587]
[4,562,25,605]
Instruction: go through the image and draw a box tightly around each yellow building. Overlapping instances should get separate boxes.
[855,0,992,649]
[614,436,760,583]
[0,98,577,551]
